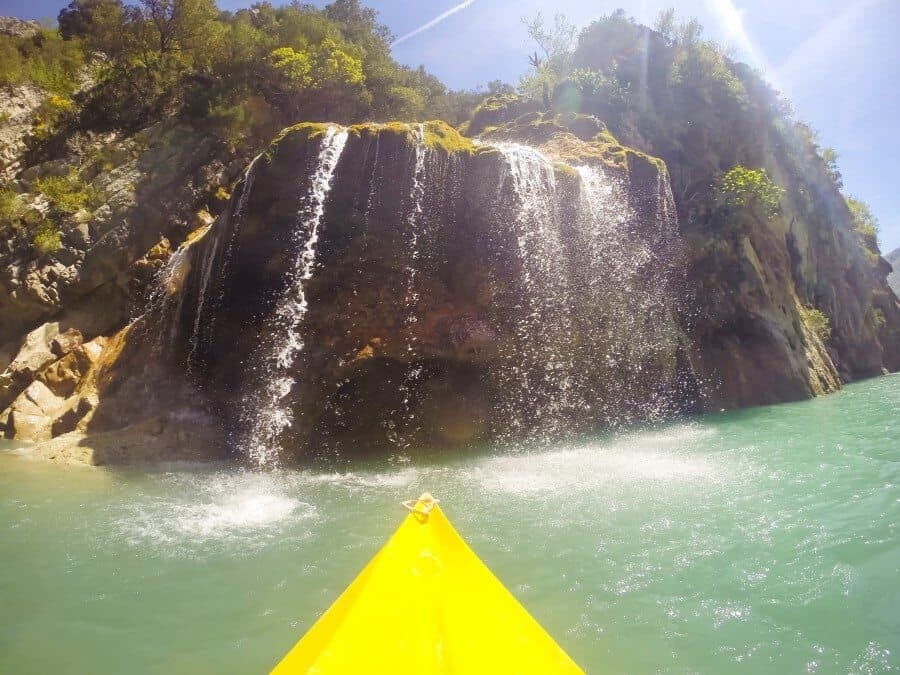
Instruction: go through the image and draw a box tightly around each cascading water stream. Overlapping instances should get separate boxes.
[573,163,682,423]
[490,142,576,438]
[391,125,428,450]
[187,153,263,376]
[241,126,348,468]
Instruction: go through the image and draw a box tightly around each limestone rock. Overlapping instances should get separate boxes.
[0,17,40,38]
[50,328,83,358]
[887,248,899,296]
[0,322,60,410]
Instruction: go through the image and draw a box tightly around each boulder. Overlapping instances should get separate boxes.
[50,328,83,358]
[0,322,60,410]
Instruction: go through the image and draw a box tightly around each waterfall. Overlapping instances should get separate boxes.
[389,125,430,450]
[572,164,682,424]
[241,127,348,468]
[490,143,576,439]
[136,238,194,359]
[187,153,263,376]
[169,122,688,461]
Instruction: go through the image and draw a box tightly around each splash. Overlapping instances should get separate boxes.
[490,143,572,439]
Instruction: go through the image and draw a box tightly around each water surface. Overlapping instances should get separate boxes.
[2,376,898,673]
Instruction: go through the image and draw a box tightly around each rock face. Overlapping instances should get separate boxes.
[887,248,900,296]
[1,121,236,346]
[175,119,689,462]
[679,158,900,409]
[0,78,244,462]
[0,17,39,38]
[1,80,898,464]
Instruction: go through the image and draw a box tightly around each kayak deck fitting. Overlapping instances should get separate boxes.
[271,493,584,674]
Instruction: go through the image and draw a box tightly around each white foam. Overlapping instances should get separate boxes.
[116,472,316,553]
[472,424,724,495]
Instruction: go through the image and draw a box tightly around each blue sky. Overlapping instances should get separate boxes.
[5,0,899,251]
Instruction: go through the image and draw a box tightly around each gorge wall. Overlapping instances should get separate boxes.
[887,248,899,297]
[2,90,898,464]
[172,119,689,463]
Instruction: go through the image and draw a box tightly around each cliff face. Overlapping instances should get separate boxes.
[176,119,688,462]
[1,82,897,463]
[678,119,900,409]
[679,158,900,409]
[888,248,900,296]
[0,79,243,461]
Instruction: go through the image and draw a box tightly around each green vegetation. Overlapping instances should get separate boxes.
[0,184,22,224]
[31,220,62,255]
[516,9,863,237]
[801,306,832,343]
[0,29,84,95]
[422,121,475,154]
[714,166,783,220]
[0,0,482,154]
[846,196,879,251]
[519,13,576,106]
[34,169,101,215]
[1,181,63,255]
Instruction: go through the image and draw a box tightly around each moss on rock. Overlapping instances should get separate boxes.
[422,120,475,154]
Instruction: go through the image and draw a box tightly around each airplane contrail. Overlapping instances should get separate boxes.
[391,0,476,47]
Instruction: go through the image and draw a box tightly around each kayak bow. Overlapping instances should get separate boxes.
[271,493,584,674]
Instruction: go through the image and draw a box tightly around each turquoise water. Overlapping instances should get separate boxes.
[1,376,898,673]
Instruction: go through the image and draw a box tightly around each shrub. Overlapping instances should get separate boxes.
[0,184,22,223]
[715,166,784,219]
[0,31,84,95]
[31,220,62,254]
[845,196,879,252]
[34,169,101,214]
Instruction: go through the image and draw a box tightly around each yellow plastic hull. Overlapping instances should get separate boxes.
[271,496,583,674]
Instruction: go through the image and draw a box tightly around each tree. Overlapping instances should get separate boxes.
[58,0,126,44]
[519,13,576,107]
[819,147,842,188]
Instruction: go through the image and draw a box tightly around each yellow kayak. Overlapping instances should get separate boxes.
[271,493,584,674]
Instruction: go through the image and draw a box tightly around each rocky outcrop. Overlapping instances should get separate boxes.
[0,17,39,38]
[171,118,687,462]
[1,121,237,345]
[0,78,243,463]
[0,83,46,174]
[1,78,897,464]
[888,248,899,296]
[679,134,900,409]
[0,313,226,463]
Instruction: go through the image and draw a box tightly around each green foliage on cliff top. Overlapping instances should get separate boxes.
[845,196,880,251]
[513,9,857,238]
[422,121,475,154]
[5,0,483,156]
[0,29,84,95]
